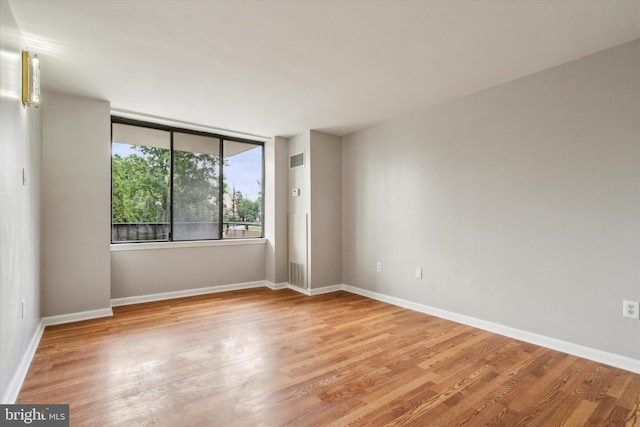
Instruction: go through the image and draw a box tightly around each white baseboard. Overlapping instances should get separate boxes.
[309,284,343,295]
[284,284,342,296]
[42,307,114,326]
[285,285,310,295]
[342,284,640,375]
[265,281,289,290]
[111,280,267,307]
[2,320,44,404]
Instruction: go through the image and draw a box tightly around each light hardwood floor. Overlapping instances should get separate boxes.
[18,288,640,426]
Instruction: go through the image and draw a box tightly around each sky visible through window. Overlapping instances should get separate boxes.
[225,147,262,201]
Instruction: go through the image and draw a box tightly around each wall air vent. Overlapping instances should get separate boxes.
[289,262,307,289]
[290,152,304,169]
[288,213,308,289]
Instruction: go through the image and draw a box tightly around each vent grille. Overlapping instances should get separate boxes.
[290,152,304,168]
[289,262,306,288]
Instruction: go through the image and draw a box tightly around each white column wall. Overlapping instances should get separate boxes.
[41,92,111,316]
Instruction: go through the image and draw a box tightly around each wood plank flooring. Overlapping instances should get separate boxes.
[17,288,640,426]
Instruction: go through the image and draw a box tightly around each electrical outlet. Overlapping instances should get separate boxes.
[415,267,422,280]
[376,262,382,273]
[622,300,639,319]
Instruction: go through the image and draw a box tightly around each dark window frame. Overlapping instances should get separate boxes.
[110,116,265,243]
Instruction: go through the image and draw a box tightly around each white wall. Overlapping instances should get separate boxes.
[288,132,311,216]
[265,136,289,285]
[41,92,111,316]
[111,242,266,298]
[287,131,343,289]
[309,131,342,288]
[0,0,42,402]
[288,132,311,287]
[342,40,640,360]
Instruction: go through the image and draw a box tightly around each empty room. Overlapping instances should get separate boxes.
[1,0,639,425]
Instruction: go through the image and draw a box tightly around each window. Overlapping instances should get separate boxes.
[173,133,220,241]
[111,117,264,243]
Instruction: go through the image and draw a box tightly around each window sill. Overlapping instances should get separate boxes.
[110,238,267,252]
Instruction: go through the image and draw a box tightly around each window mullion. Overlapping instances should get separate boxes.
[218,139,224,239]
[169,131,174,241]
